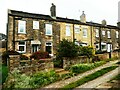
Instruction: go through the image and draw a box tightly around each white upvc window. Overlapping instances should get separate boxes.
[83,28,87,38]
[74,25,80,33]
[107,31,111,38]
[102,30,105,36]
[66,25,71,36]
[33,21,39,29]
[95,29,99,37]
[116,31,119,38]
[45,23,52,35]
[18,41,26,53]
[18,20,26,34]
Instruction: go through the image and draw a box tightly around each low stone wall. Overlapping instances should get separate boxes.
[63,51,120,69]
[63,56,90,69]
[9,55,54,74]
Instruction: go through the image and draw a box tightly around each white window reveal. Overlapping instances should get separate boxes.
[107,44,112,52]
[45,42,53,56]
[18,41,26,53]
[74,25,80,33]
[83,28,87,38]
[45,24,52,35]
[102,30,105,36]
[107,31,111,38]
[66,25,71,36]
[95,29,99,37]
[33,21,39,29]
[116,31,119,38]
[18,20,26,34]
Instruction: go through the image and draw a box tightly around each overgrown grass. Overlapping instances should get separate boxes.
[61,65,118,89]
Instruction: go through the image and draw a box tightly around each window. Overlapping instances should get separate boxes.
[33,21,39,29]
[18,41,26,53]
[83,28,87,37]
[45,24,52,35]
[107,31,111,38]
[102,30,105,36]
[18,20,26,34]
[101,42,106,51]
[74,25,80,33]
[95,44,99,50]
[116,31,119,38]
[95,29,99,37]
[66,25,71,36]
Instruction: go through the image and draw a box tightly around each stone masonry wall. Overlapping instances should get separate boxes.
[9,55,54,74]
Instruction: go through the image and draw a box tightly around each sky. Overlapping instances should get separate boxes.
[0,0,120,35]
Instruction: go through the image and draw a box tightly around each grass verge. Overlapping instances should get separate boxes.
[61,65,118,89]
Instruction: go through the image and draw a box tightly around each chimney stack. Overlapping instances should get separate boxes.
[50,3,56,19]
[80,11,86,23]
[101,20,107,26]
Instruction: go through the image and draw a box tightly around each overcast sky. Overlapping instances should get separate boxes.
[0,0,119,35]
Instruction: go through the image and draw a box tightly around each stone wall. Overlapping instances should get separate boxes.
[9,55,54,74]
[63,51,120,69]
[63,56,89,69]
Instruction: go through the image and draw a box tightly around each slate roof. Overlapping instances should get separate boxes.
[8,9,119,29]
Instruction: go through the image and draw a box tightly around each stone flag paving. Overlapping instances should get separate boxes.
[75,65,120,89]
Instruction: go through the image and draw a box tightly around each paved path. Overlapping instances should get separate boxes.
[42,60,119,89]
[75,65,120,89]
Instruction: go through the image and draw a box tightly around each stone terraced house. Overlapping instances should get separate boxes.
[7,4,120,56]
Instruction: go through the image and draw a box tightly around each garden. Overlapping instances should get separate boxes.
[2,39,120,89]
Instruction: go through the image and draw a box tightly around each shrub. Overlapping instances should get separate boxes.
[70,61,105,74]
[57,39,79,58]
[20,54,29,60]
[30,51,50,60]
[79,46,94,59]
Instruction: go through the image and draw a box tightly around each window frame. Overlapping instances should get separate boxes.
[45,23,52,35]
[102,30,105,36]
[33,21,39,29]
[116,31,119,38]
[66,25,71,36]
[74,25,80,34]
[17,41,26,53]
[83,28,87,38]
[18,20,26,34]
[95,29,99,37]
[107,30,111,38]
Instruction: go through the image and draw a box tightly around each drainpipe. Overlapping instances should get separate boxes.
[13,16,15,50]
[73,23,75,42]
[99,26,102,51]
[90,26,93,46]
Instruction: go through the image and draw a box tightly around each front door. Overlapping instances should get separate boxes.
[32,44,39,53]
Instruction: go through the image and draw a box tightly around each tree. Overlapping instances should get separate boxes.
[79,46,94,62]
[57,39,78,58]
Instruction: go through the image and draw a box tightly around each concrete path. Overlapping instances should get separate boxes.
[75,65,120,89]
[42,60,119,89]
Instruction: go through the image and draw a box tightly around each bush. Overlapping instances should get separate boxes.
[30,51,50,60]
[70,61,105,74]
[79,46,94,59]
[57,39,79,58]
[20,54,29,60]
[3,69,59,88]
